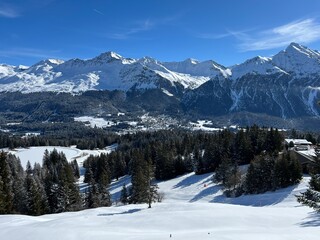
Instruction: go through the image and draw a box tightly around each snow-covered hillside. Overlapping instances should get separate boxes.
[0,146,318,240]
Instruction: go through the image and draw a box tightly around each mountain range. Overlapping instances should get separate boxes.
[0,42,320,130]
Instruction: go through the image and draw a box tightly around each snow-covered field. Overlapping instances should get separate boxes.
[74,116,117,128]
[189,120,223,131]
[0,165,318,239]
[11,146,81,168]
[7,145,115,170]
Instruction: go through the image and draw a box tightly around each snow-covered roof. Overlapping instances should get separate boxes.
[284,139,312,145]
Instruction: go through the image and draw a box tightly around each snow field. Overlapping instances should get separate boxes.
[1,146,319,240]
[11,146,81,168]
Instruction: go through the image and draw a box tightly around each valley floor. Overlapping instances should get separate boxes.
[0,172,319,240]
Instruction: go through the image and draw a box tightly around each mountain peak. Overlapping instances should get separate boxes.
[287,42,304,49]
[272,42,320,75]
[285,42,312,56]
[95,51,123,61]
[230,55,284,80]
[183,58,199,64]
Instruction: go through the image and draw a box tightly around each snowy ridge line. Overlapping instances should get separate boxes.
[1,42,320,94]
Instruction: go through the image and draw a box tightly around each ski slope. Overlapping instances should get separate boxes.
[0,169,318,240]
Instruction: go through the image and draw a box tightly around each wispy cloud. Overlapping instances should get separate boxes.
[105,13,183,40]
[107,19,154,40]
[197,18,320,52]
[238,18,320,51]
[0,48,64,60]
[93,8,104,16]
[197,29,253,40]
[0,5,20,18]
[0,0,55,18]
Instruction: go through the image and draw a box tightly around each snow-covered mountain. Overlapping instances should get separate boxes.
[229,42,320,79]
[0,43,319,94]
[230,56,287,80]
[183,43,320,119]
[0,43,320,127]
[0,52,229,94]
[272,42,320,76]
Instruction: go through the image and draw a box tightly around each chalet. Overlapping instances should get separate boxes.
[284,139,312,151]
[284,139,317,170]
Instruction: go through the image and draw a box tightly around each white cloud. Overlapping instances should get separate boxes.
[197,29,253,40]
[0,6,20,18]
[238,18,320,51]
[105,13,183,40]
[0,48,63,60]
[93,9,104,16]
[107,19,154,40]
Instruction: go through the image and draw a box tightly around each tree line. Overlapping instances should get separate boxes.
[1,126,313,215]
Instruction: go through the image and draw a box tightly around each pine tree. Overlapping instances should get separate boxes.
[148,182,159,208]
[114,152,126,180]
[297,174,320,212]
[0,176,5,213]
[0,151,14,213]
[274,154,290,188]
[7,154,27,213]
[146,157,158,208]
[243,163,257,194]
[130,150,158,205]
[120,184,128,204]
[70,160,80,179]
[25,174,43,215]
[214,156,233,185]
[297,155,320,212]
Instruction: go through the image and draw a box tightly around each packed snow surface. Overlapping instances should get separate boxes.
[0,147,318,240]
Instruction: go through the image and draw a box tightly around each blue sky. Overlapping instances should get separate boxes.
[1,0,320,66]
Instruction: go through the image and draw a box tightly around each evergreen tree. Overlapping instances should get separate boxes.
[130,150,158,206]
[0,176,5,213]
[130,152,148,203]
[113,152,126,180]
[214,156,233,185]
[297,174,320,212]
[120,184,128,205]
[70,159,80,179]
[25,174,43,215]
[297,155,320,212]
[0,151,14,213]
[146,157,158,208]
[7,154,27,213]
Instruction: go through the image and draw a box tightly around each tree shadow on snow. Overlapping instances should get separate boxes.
[210,184,296,207]
[299,212,320,227]
[109,175,132,202]
[98,208,142,217]
[109,175,131,192]
[190,185,221,202]
[173,173,212,189]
